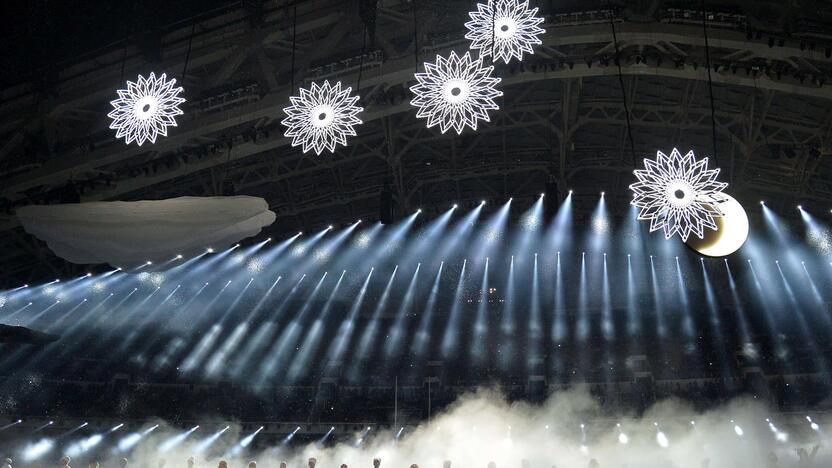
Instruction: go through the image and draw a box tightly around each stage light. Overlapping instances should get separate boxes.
[0,419,22,430]
[22,438,54,461]
[656,431,669,448]
[159,425,199,452]
[282,427,301,445]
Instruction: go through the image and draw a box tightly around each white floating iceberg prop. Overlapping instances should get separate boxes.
[17,196,275,269]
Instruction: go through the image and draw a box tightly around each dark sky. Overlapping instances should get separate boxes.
[0,0,234,88]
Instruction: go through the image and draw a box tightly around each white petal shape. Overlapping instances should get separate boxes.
[17,197,275,269]
[108,72,185,146]
[410,51,503,135]
[281,80,364,155]
[465,0,545,64]
[629,149,728,242]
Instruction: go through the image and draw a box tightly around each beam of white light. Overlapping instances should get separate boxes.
[441,259,468,359]
[498,256,516,373]
[317,426,335,446]
[240,426,264,447]
[410,262,445,361]
[256,272,330,387]
[282,427,300,445]
[66,433,103,457]
[159,425,200,452]
[601,253,613,341]
[383,263,422,363]
[287,270,347,383]
[0,420,22,431]
[576,252,589,342]
[649,256,667,339]
[325,268,375,364]
[349,266,399,382]
[656,430,669,448]
[195,426,230,452]
[434,205,483,261]
[469,257,491,366]
[22,438,54,461]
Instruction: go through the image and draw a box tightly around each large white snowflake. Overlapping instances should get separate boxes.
[410,51,503,135]
[465,0,545,64]
[108,72,185,146]
[281,80,363,155]
[629,148,728,242]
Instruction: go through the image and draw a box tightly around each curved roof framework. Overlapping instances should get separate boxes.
[0,0,831,282]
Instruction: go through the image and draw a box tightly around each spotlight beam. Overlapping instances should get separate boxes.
[441,259,468,359]
[287,270,347,383]
[349,266,399,381]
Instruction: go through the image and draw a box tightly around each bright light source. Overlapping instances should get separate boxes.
[656,431,669,448]
[23,438,54,461]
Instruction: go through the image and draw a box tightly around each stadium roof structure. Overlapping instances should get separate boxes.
[1,0,831,283]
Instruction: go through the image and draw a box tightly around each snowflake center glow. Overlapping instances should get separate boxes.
[495,17,517,38]
[443,80,470,104]
[311,105,336,128]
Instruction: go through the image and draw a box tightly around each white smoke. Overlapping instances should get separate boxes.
[46,388,830,468]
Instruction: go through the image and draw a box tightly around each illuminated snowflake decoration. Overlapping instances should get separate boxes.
[281,80,363,155]
[629,149,728,242]
[410,51,503,134]
[465,0,545,64]
[108,72,185,146]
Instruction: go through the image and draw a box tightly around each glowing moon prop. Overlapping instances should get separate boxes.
[685,194,748,257]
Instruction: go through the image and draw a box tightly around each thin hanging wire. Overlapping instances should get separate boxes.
[357,26,367,92]
[607,5,636,164]
[412,0,419,72]
[701,0,719,158]
[181,17,198,82]
[290,2,298,92]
